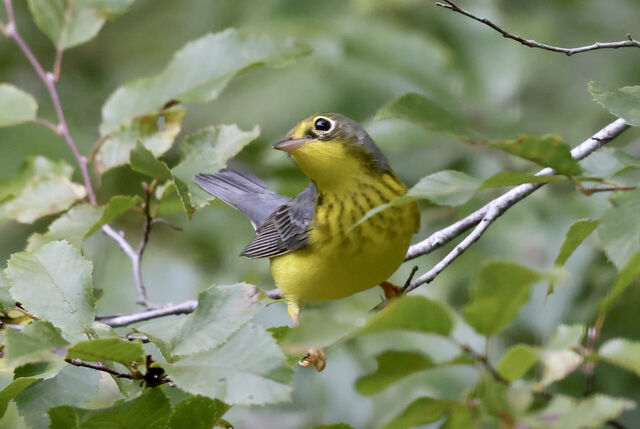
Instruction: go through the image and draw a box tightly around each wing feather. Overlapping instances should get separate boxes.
[240,183,316,259]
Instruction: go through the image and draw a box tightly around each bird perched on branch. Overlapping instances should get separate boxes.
[195,113,419,371]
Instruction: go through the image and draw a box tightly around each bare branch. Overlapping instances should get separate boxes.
[65,358,133,379]
[97,300,198,327]
[133,182,155,308]
[2,0,97,205]
[436,1,640,56]
[405,118,631,266]
[32,118,60,134]
[455,339,509,385]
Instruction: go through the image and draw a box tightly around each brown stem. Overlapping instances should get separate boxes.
[65,358,133,379]
[2,0,97,204]
[436,1,640,56]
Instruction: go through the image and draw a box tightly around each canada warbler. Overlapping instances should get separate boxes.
[195,113,420,370]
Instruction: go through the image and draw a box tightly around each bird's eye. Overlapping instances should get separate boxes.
[314,117,332,132]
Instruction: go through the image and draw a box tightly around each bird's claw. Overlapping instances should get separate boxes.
[380,281,402,299]
[299,348,326,372]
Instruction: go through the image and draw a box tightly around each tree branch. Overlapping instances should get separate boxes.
[65,358,133,379]
[1,2,165,309]
[436,0,640,56]
[132,182,155,308]
[455,339,509,385]
[2,0,97,205]
[404,118,630,292]
[97,300,198,327]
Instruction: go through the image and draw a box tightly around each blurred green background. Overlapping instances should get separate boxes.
[1,0,639,427]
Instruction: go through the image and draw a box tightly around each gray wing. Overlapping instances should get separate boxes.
[194,169,290,229]
[240,183,316,259]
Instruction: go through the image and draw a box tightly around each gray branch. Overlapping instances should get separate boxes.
[97,300,197,327]
[436,0,640,56]
[404,118,631,293]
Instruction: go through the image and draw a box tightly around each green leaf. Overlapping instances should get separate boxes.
[166,323,293,405]
[382,397,453,429]
[462,261,542,336]
[409,170,480,206]
[0,271,13,307]
[487,135,582,176]
[5,241,95,341]
[172,125,260,214]
[540,349,583,387]
[0,157,86,224]
[599,338,640,377]
[377,93,473,139]
[360,296,454,336]
[479,171,570,189]
[66,338,145,366]
[547,324,586,349]
[167,284,265,357]
[597,188,640,269]
[80,0,136,18]
[15,364,100,429]
[27,0,105,49]
[85,194,142,237]
[312,424,354,429]
[441,404,477,429]
[5,321,69,367]
[496,344,537,382]
[281,301,369,352]
[355,350,435,395]
[473,374,511,418]
[0,156,71,200]
[48,386,171,429]
[26,204,104,251]
[0,84,38,126]
[130,141,173,181]
[598,251,640,314]
[94,106,185,175]
[168,396,230,429]
[554,219,599,266]
[549,394,635,429]
[0,378,38,419]
[100,29,307,135]
[589,82,640,126]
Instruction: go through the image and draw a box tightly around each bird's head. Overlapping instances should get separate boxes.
[273,113,391,188]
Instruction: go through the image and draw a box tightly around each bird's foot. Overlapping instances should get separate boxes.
[299,348,326,372]
[379,281,402,299]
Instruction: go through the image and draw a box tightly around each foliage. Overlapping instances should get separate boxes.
[0,0,639,428]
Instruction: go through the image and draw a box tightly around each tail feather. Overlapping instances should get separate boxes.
[194,169,290,229]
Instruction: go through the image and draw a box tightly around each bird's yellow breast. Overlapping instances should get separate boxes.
[270,170,419,305]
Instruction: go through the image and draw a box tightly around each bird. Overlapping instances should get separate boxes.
[194,113,420,371]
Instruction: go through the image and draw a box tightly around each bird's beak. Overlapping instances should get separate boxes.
[273,138,314,153]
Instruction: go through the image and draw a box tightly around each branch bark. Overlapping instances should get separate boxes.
[97,300,198,327]
[436,0,640,56]
[404,118,631,293]
[65,358,133,379]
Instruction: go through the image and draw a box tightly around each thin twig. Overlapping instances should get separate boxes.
[151,217,184,231]
[404,119,631,291]
[65,358,133,379]
[2,0,97,204]
[579,185,636,195]
[32,117,60,134]
[52,5,71,81]
[436,0,640,56]
[133,182,155,308]
[97,300,198,327]
[455,339,509,385]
